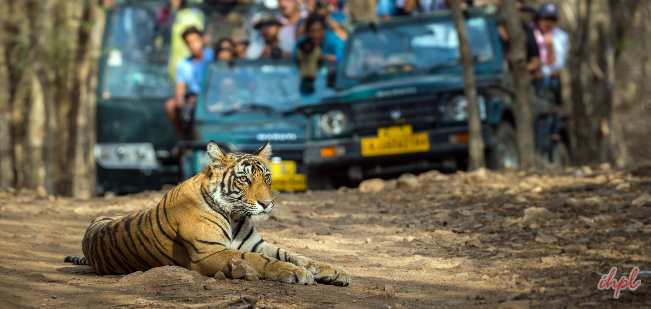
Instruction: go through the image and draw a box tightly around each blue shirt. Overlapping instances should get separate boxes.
[296,31,346,60]
[377,0,396,17]
[175,48,214,94]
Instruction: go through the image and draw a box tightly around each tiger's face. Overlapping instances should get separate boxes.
[206,141,275,221]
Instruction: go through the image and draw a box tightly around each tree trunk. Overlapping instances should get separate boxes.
[52,0,74,196]
[501,0,535,170]
[450,0,485,171]
[605,0,629,167]
[10,80,27,189]
[25,71,46,190]
[58,0,94,197]
[26,0,55,193]
[0,3,14,188]
[73,3,105,198]
[568,0,593,165]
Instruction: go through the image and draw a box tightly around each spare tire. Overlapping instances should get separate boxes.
[487,122,520,170]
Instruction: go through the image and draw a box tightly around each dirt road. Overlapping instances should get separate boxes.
[1,166,650,308]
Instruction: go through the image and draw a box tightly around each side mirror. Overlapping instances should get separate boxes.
[326,68,337,89]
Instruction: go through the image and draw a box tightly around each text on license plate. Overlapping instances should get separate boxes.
[271,174,306,191]
[361,133,430,157]
[269,160,306,191]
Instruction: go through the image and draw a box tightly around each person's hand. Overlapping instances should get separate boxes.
[175,96,186,108]
[544,33,553,46]
[497,25,508,41]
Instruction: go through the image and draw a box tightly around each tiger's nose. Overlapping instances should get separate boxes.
[258,200,272,209]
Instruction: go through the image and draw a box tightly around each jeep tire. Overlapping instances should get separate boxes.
[306,167,335,190]
[487,122,519,170]
[550,141,572,168]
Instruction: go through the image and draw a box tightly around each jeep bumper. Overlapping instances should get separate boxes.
[305,125,493,176]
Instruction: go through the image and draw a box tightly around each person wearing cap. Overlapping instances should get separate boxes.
[532,2,569,161]
[246,13,291,59]
[533,1,568,102]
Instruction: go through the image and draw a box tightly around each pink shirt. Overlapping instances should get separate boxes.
[533,27,569,73]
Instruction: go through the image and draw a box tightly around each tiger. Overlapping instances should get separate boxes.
[64,141,350,286]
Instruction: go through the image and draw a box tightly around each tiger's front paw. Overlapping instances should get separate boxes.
[307,262,351,286]
[267,263,315,285]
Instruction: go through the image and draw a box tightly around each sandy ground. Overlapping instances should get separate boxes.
[1,166,651,309]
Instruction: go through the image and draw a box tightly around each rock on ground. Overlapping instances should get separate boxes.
[229,256,260,281]
[397,174,421,189]
[358,178,385,193]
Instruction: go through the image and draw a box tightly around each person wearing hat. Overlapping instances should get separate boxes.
[533,1,568,103]
[246,13,291,59]
[533,2,569,162]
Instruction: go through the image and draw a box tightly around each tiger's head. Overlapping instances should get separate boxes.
[205,140,274,221]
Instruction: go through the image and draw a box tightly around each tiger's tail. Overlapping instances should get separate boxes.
[64,256,90,265]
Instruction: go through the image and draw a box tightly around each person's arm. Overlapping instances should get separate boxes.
[527,56,541,74]
[524,24,541,73]
[174,83,186,104]
[327,17,348,41]
[543,33,556,66]
[295,19,306,40]
[321,54,338,62]
[320,32,345,62]
[404,0,417,13]
[174,61,189,105]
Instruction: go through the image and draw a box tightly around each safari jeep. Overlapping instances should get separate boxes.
[95,0,275,194]
[300,8,572,190]
[179,58,334,192]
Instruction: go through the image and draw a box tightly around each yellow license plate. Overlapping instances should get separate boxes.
[269,160,306,191]
[361,129,429,157]
[271,174,307,192]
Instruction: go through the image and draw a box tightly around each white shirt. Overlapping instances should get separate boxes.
[535,27,569,74]
[245,10,308,59]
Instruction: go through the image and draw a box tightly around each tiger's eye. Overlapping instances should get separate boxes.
[239,176,248,182]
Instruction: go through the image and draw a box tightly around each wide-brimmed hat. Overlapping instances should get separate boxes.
[252,12,282,30]
[536,2,559,20]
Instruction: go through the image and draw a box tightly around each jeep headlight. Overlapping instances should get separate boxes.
[320,109,348,136]
[446,96,468,121]
[445,95,486,121]
[94,143,158,169]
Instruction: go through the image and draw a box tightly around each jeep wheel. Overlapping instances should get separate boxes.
[306,167,335,190]
[550,141,572,168]
[488,122,519,170]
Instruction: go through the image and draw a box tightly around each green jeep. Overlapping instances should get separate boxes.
[300,9,572,189]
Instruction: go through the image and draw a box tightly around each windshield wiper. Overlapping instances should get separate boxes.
[360,63,412,82]
[422,59,460,73]
[220,103,276,116]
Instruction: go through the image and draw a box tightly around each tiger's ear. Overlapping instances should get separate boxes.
[206,141,230,173]
[252,141,272,162]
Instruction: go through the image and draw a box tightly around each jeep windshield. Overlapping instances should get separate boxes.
[204,64,332,114]
[344,17,494,79]
[102,4,174,98]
